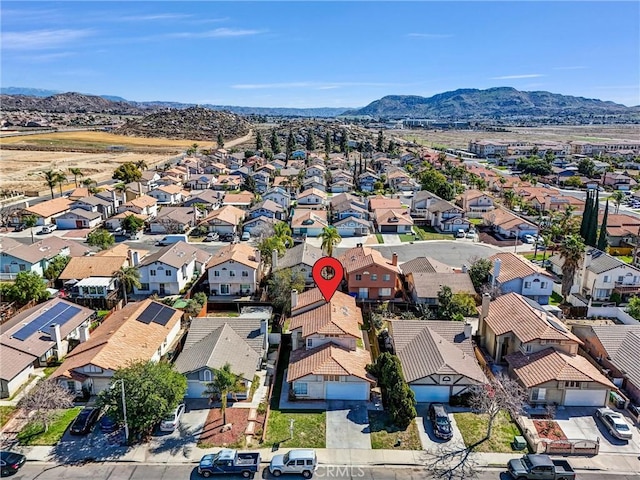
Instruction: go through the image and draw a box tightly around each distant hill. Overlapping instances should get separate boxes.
[0,92,147,115]
[0,87,62,97]
[343,87,640,119]
[116,106,252,141]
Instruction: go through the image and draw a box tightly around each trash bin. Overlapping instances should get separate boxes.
[512,435,527,451]
[609,391,625,409]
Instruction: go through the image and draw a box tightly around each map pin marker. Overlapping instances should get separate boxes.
[312,257,344,302]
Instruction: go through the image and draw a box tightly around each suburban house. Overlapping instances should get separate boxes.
[333,216,372,237]
[302,176,326,192]
[263,187,291,210]
[272,242,323,286]
[150,207,200,234]
[427,198,470,233]
[330,180,353,194]
[478,293,615,406]
[330,198,368,221]
[72,195,115,220]
[206,243,261,297]
[337,245,402,300]
[400,256,455,275]
[287,289,375,400]
[603,173,634,191]
[117,195,158,218]
[374,209,414,234]
[134,241,211,296]
[175,315,268,399]
[242,216,278,236]
[482,207,539,239]
[223,192,255,210]
[59,255,128,287]
[305,165,326,179]
[572,324,640,404]
[147,185,184,205]
[296,188,327,209]
[358,171,380,192]
[200,205,245,235]
[410,190,437,219]
[140,170,161,188]
[104,211,147,232]
[488,252,554,305]
[51,299,182,395]
[248,199,286,221]
[457,189,495,218]
[54,208,103,230]
[0,298,94,398]
[389,320,487,403]
[185,174,216,190]
[183,189,223,209]
[368,195,401,212]
[212,175,243,191]
[406,272,475,305]
[291,209,328,237]
[22,197,73,226]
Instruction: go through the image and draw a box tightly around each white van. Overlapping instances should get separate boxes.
[269,449,317,478]
[156,234,188,246]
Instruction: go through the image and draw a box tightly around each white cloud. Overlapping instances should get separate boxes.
[15,51,76,62]
[406,33,453,39]
[491,74,545,80]
[2,29,94,50]
[167,28,263,39]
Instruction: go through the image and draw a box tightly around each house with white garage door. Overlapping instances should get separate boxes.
[478,292,615,407]
[389,320,486,403]
[286,288,375,401]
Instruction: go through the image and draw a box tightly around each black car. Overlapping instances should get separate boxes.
[429,403,453,440]
[99,413,118,433]
[13,224,26,232]
[1,451,26,477]
[69,407,101,435]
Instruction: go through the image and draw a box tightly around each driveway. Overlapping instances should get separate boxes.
[415,404,465,453]
[326,401,371,449]
[554,406,640,455]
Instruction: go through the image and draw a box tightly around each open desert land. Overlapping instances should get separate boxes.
[398,124,640,150]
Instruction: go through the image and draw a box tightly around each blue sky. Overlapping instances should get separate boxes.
[2,1,639,108]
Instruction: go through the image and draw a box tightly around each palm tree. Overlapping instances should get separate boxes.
[41,170,58,199]
[82,178,98,195]
[69,168,83,188]
[54,171,67,197]
[503,190,516,210]
[113,265,141,305]
[134,160,148,171]
[558,234,586,302]
[274,222,293,248]
[318,226,342,257]
[24,215,38,244]
[611,191,625,214]
[203,363,244,425]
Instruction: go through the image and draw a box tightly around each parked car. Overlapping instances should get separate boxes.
[507,454,575,480]
[465,229,476,239]
[522,234,535,244]
[429,403,453,440]
[455,228,465,238]
[0,451,26,477]
[13,223,26,232]
[204,232,219,242]
[628,403,640,421]
[269,449,318,478]
[241,231,251,241]
[159,403,185,432]
[220,233,234,242]
[595,407,633,440]
[198,449,261,478]
[70,407,101,435]
[99,412,118,433]
[39,224,57,234]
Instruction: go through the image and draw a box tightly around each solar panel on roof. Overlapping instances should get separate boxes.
[153,306,174,326]
[137,302,162,324]
[12,302,81,341]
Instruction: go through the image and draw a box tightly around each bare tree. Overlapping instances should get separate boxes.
[17,380,74,432]
[158,218,184,234]
[423,374,527,480]
[251,222,275,243]
[0,204,20,229]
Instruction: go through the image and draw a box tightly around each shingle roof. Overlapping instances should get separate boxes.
[400,257,454,274]
[0,346,37,381]
[250,199,284,214]
[298,188,327,200]
[505,348,615,388]
[153,206,196,225]
[427,198,462,214]
[206,243,259,269]
[183,316,266,355]
[273,243,323,271]
[337,245,399,274]
[139,241,210,268]
[24,197,72,218]
[408,272,475,299]
[590,325,640,391]
[375,209,414,226]
[390,320,487,384]
[2,237,87,264]
[59,256,127,280]
[483,293,582,344]
[287,343,375,382]
[590,325,640,357]
[488,252,552,284]
[289,294,362,339]
[584,248,640,275]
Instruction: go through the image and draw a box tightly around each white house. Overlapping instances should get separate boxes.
[334,216,372,237]
[296,188,327,208]
[263,187,291,210]
[206,243,261,297]
[488,253,554,305]
[147,185,184,205]
[54,208,103,230]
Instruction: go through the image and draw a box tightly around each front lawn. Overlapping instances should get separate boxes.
[549,291,563,306]
[398,234,416,242]
[468,218,483,225]
[264,410,326,448]
[453,410,523,453]
[0,406,16,428]
[523,253,546,261]
[414,226,451,241]
[616,255,633,264]
[17,406,82,446]
[375,233,384,244]
[368,411,421,450]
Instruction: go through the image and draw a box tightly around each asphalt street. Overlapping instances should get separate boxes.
[10,464,640,480]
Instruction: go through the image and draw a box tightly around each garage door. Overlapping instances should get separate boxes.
[411,386,450,403]
[186,381,208,399]
[564,389,607,407]
[326,382,369,400]
[380,225,397,233]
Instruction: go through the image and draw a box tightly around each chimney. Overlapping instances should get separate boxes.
[79,325,90,343]
[272,249,279,268]
[462,264,468,273]
[24,200,30,208]
[478,293,491,339]
[291,289,299,309]
[49,323,63,360]
[260,318,269,351]
[356,243,363,248]
[193,207,198,226]
[122,190,127,204]
[392,252,398,266]
[463,322,473,339]
[128,249,139,267]
[580,249,593,291]
[137,181,143,197]
[492,258,502,287]
[254,249,261,265]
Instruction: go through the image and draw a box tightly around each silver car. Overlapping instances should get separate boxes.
[159,403,185,432]
[269,449,317,478]
[595,407,633,440]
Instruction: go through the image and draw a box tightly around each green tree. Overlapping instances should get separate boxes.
[586,189,599,247]
[305,131,315,151]
[134,159,148,171]
[376,130,384,152]
[419,168,455,201]
[469,258,492,290]
[217,133,224,149]
[579,189,593,239]
[627,296,640,320]
[516,156,552,176]
[242,175,257,193]
[44,255,70,281]
[186,143,199,156]
[577,158,596,177]
[367,353,416,429]
[87,228,115,250]
[122,214,144,234]
[24,214,38,244]
[41,170,59,199]
[98,361,187,443]
[203,363,245,425]
[324,131,332,157]
[503,190,516,209]
[255,130,264,151]
[268,268,305,315]
[559,234,586,301]
[270,130,281,154]
[112,163,142,184]
[184,291,208,316]
[54,171,67,197]
[611,191,625,214]
[437,286,477,321]
[286,129,296,160]
[3,271,50,304]
[113,265,141,305]
[564,176,583,188]
[69,168,83,188]
[318,226,341,257]
[258,236,286,265]
[597,200,609,251]
[274,222,293,248]
[339,129,349,153]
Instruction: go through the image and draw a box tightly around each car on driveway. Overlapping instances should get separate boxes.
[99,412,118,433]
[0,451,26,477]
[70,407,101,435]
[204,232,219,242]
[522,234,535,244]
[39,224,57,234]
[13,223,26,232]
[595,407,633,440]
[429,403,453,440]
[241,231,251,241]
[159,403,185,432]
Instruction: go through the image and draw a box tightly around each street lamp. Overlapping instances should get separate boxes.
[110,379,129,445]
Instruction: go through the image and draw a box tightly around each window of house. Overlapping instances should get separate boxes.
[242,271,249,277]
[595,288,610,299]
[203,370,212,382]
[230,271,236,277]
[240,284,251,293]
[355,274,362,281]
[531,388,546,401]
[383,274,391,282]
[541,282,547,289]
[84,365,102,373]
[293,382,308,395]
[324,375,339,382]
[220,284,230,295]
[214,270,220,277]
[358,287,369,299]
[379,288,392,297]
[140,283,149,291]
[150,269,156,276]
[564,381,580,388]
[603,275,610,283]
[371,274,377,281]
[617,276,624,283]
[19,264,26,271]
[524,281,532,289]
[306,338,313,348]
[165,270,171,276]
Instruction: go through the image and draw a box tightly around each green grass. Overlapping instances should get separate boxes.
[398,234,417,242]
[97,310,110,318]
[369,411,421,450]
[523,253,546,261]
[616,255,633,264]
[549,291,563,306]
[468,218,483,225]
[265,410,326,448]
[413,226,451,241]
[453,410,524,453]
[0,406,16,428]
[375,233,384,244]
[43,365,60,378]
[17,407,82,446]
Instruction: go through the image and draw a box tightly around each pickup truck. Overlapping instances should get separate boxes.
[507,454,576,480]
[197,449,261,478]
